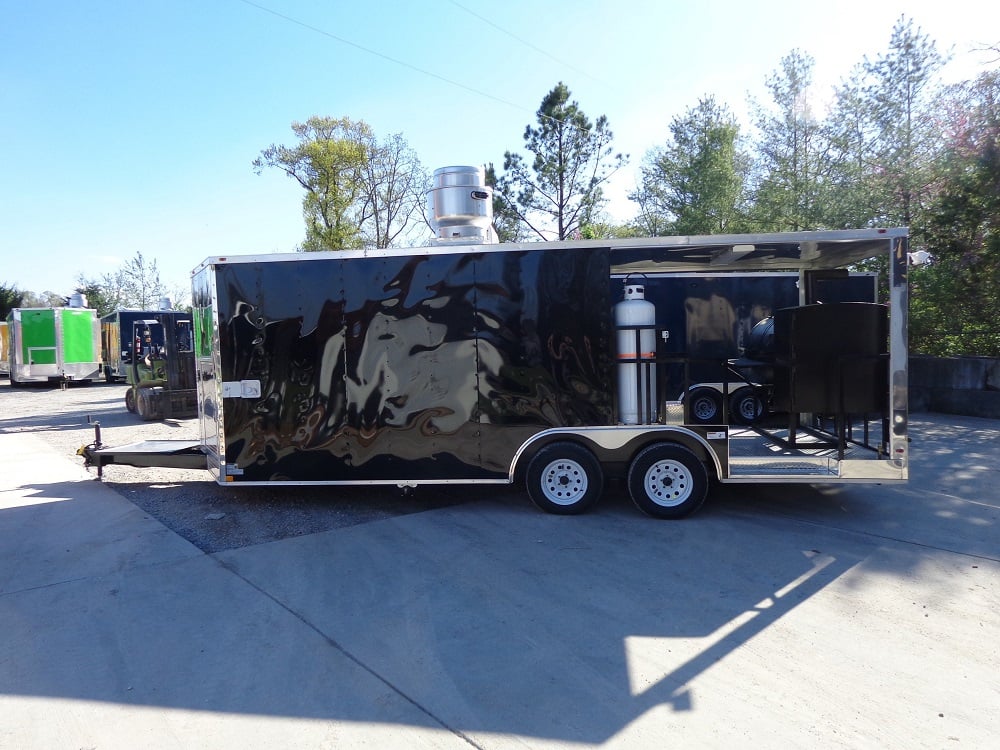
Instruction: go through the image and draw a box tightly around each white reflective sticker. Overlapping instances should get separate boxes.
[240,379,261,398]
[222,380,262,398]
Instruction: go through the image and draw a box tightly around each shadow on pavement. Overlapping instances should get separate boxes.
[1,413,996,743]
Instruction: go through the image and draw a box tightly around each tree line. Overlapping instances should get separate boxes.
[1,251,178,320]
[4,16,996,356]
[247,16,998,356]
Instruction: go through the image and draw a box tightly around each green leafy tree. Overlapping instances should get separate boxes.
[824,65,884,228]
[632,96,748,235]
[485,162,526,243]
[0,283,26,318]
[497,83,628,240]
[861,16,947,232]
[630,189,674,238]
[255,116,369,251]
[578,221,643,240]
[256,117,428,251]
[750,50,830,231]
[914,68,1000,355]
[20,290,69,307]
[76,251,170,314]
[74,277,113,317]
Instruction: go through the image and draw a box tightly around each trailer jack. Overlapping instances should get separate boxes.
[78,421,105,479]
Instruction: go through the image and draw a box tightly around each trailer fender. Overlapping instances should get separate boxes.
[509,425,726,483]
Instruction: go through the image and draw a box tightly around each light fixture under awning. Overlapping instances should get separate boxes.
[709,243,755,265]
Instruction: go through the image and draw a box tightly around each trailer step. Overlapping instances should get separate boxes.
[727,457,838,477]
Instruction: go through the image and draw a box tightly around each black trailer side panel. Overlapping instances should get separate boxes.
[208,247,613,482]
[475,248,613,427]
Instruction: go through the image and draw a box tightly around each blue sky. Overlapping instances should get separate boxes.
[3,0,997,303]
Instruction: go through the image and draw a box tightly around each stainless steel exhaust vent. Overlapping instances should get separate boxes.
[426,165,496,244]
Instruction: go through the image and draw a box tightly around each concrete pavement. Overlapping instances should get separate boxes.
[1,414,998,748]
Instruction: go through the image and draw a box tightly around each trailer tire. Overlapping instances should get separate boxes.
[125,388,136,413]
[525,442,603,515]
[627,443,708,519]
[688,388,722,424]
[730,387,764,425]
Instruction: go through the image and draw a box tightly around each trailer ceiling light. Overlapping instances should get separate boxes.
[710,244,755,265]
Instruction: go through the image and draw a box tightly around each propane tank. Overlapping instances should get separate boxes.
[615,280,657,424]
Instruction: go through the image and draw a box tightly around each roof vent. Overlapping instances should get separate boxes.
[426,166,496,244]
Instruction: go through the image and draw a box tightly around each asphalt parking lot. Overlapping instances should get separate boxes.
[1,379,998,748]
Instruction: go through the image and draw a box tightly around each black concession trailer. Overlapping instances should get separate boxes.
[84,227,910,519]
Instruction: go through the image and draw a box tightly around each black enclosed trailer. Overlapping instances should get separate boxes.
[84,226,909,519]
[100,309,193,383]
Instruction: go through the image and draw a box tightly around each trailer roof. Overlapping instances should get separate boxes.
[193,228,907,276]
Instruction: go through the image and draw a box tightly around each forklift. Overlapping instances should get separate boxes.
[124,313,197,420]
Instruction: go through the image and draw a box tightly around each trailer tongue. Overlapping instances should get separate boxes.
[81,438,207,478]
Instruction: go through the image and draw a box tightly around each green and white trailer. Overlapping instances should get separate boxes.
[7,304,101,386]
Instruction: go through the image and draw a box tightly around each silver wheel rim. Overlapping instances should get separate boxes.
[693,397,716,421]
[540,458,589,506]
[643,459,693,507]
[738,396,759,421]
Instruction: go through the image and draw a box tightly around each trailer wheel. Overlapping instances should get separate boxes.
[688,388,722,424]
[730,387,764,425]
[525,442,603,515]
[124,388,136,413]
[627,443,708,519]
